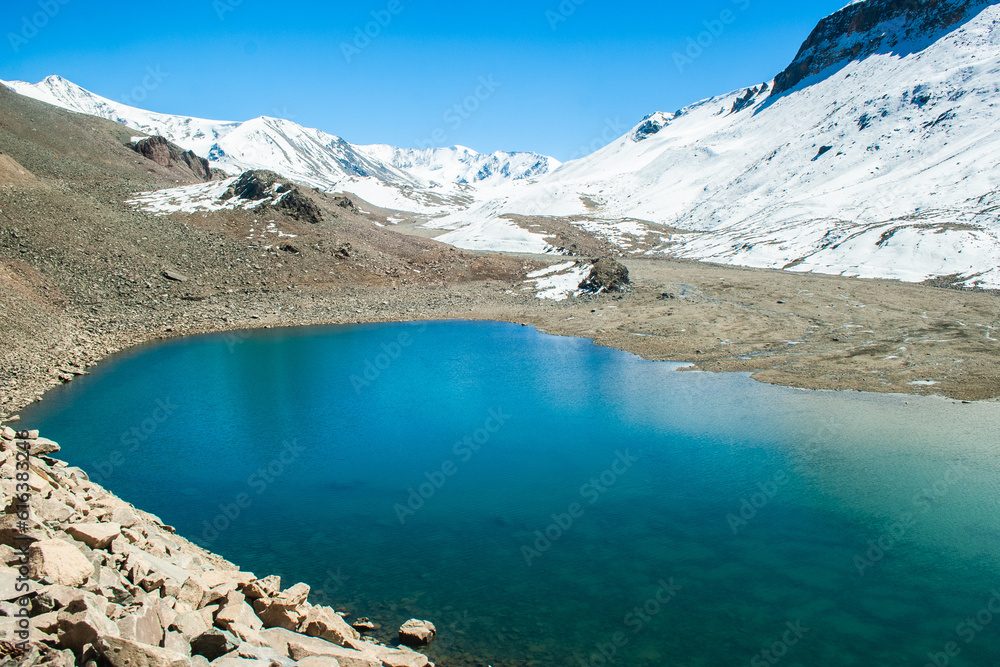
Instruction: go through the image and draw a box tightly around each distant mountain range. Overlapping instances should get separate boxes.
[4,0,1000,289]
[0,75,558,215]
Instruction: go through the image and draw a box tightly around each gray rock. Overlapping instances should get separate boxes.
[252,598,302,631]
[163,271,188,283]
[66,523,122,550]
[29,539,95,587]
[169,611,209,642]
[240,576,280,601]
[0,565,20,601]
[97,636,192,667]
[299,606,359,646]
[190,628,239,661]
[578,258,630,294]
[272,583,309,608]
[29,437,60,456]
[56,605,120,656]
[111,506,141,528]
[117,599,164,648]
[164,631,192,656]
[398,619,436,647]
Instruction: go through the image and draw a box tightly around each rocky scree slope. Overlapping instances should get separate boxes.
[0,426,436,667]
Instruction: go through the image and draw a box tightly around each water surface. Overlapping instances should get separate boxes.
[21,321,1000,666]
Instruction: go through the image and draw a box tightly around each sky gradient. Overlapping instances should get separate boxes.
[3,0,848,160]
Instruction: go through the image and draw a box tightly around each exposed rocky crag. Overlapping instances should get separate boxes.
[0,427,436,667]
[130,138,212,183]
[578,259,630,294]
[221,171,326,225]
[770,0,990,96]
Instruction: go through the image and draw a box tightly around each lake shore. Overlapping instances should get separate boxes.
[3,256,998,422]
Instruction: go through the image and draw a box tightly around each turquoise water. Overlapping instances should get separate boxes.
[19,321,1000,666]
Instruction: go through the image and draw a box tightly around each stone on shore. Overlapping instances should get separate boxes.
[66,522,122,550]
[398,619,437,647]
[98,636,192,667]
[299,605,360,645]
[29,539,95,587]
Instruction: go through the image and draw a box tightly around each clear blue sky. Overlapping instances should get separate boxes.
[2,0,847,160]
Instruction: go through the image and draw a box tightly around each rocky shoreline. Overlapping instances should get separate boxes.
[0,427,437,667]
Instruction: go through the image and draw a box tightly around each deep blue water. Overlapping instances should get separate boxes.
[19,321,1000,667]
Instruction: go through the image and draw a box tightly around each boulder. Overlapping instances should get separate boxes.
[117,600,165,647]
[177,576,210,610]
[272,583,310,608]
[1,427,15,441]
[0,512,51,546]
[164,631,192,656]
[578,258,630,294]
[66,523,122,550]
[366,645,431,667]
[229,643,296,667]
[56,606,120,656]
[29,437,61,456]
[190,628,239,661]
[215,591,262,632]
[0,565,20,601]
[296,658,342,667]
[29,539,95,587]
[169,611,209,642]
[398,619,436,647]
[253,599,302,631]
[240,576,280,601]
[224,621,267,647]
[200,571,255,589]
[285,635,380,667]
[299,606,359,646]
[97,636,192,667]
[112,506,141,528]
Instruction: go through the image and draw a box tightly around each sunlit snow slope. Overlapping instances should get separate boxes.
[438,0,1000,288]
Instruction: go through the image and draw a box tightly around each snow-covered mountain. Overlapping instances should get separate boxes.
[434,0,1000,289]
[0,75,559,214]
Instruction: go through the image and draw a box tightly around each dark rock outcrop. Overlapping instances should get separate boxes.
[131,136,212,182]
[222,171,325,224]
[579,258,630,294]
[770,0,986,97]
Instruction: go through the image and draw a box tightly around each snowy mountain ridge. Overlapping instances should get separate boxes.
[0,75,559,214]
[432,0,1000,289]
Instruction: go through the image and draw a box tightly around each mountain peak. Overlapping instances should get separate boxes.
[771,0,991,96]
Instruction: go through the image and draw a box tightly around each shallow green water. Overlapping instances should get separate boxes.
[20,321,1000,666]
